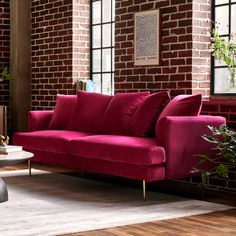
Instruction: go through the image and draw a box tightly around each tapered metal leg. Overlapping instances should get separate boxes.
[28,160,31,176]
[143,180,146,201]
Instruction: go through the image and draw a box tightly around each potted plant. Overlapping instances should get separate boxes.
[0,67,13,82]
[192,124,236,187]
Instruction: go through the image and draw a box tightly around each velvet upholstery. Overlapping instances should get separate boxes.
[158,94,202,121]
[49,95,77,130]
[13,93,226,185]
[70,135,165,166]
[28,110,53,132]
[13,130,93,154]
[156,116,226,179]
[103,92,149,135]
[131,91,171,137]
[67,91,112,133]
[22,149,165,182]
[156,94,202,138]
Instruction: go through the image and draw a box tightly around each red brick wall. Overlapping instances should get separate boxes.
[0,0,10,134]
[31,0,89,110]
[115,0,211,97]
[202,100,236,129]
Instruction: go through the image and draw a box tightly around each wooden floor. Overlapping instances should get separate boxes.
[68,209,236,236]
[1,163,236,236]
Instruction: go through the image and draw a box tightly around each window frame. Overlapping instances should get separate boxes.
[211,0,236,96]
[90,0,115,95]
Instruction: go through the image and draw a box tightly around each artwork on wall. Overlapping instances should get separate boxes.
[134,9,161,66]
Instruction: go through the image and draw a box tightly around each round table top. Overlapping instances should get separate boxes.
[0,151,34,167]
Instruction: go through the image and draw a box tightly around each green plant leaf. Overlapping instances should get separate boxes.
[0,67,13,82]
[194,124,236,187]
[216,164,228,178]
[211,29,236,70]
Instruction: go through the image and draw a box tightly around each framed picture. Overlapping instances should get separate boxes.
[134,9,161,66]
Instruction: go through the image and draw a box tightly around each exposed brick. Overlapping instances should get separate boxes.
[31,0,89,110]
[202,104,219,112]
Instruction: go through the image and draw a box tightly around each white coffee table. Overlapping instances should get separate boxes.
[0,151,34,203]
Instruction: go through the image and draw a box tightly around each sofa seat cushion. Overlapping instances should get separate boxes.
[13,130,93,154]
[70,135,165,166]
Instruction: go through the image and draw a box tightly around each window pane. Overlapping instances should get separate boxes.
[93,50,101,72]
[93,74,101,93]
[214,36,228,66]
[92,25,101,48]
[215,6,229,35]
[102,73,112,95]
[215,0,228,4]
[102,49,111,72]
[92,1,101,24]
[91,0,115,95]
[231,4,236,33]
[112,48,115,71]
[112,23,115,47]
[215,59,227,67]
[103,0,111,22]
[102,24,111,47]
[214,68,228,93]
[112,0,115,21]
[111,73,114,94]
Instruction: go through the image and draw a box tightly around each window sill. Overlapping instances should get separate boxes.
[204,95,236,104]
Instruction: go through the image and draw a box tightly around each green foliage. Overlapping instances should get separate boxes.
[0,67,13,82]
[212,30,236,87]
[192,124,236,186]
[212,29,236,69]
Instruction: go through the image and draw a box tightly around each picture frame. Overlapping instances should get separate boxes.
[134,9,161,66]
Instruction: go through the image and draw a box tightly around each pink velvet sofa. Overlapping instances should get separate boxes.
[13,91,225,198]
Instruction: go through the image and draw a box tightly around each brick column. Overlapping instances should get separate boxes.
[191,0,211,97]
[72,0,90,82]
[31,0,90,110]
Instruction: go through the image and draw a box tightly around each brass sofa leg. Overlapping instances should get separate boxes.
[28,160,31,176]
[143,180,146,201]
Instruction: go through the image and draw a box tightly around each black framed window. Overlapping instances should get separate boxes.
[90,0,115,95]
[212,0,236,95]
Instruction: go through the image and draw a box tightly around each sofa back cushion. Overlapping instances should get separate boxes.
[156,94,202,141]
[131,91,171,137]
[158,94,202,120]
[103,92,149,135]
[67,91,112,133]
[48,94,77,130]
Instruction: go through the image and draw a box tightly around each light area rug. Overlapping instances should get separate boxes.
[0,169,233,236]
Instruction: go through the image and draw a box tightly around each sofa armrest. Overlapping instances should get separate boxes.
[28,110,54,131]
[156,115,226,180]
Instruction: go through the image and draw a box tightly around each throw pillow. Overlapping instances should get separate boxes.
[131,91,171,137]
[67,91,113,133]
[156,94,202,145]
[49,94,77,130]
[157,94,202,121]
[103,91,149,135]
